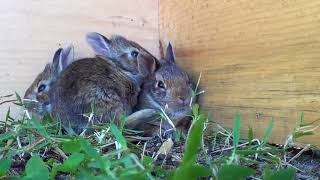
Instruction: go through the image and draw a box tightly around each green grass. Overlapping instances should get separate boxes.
[1,95,319,179]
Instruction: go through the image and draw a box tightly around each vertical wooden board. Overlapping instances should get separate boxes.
[160,0,320,147]
[0,0,159,119]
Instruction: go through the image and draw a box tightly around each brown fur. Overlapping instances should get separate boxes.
[24,33,157,134]
[49,56,140,132]
[24,46,74,116]
[130,44,195,136]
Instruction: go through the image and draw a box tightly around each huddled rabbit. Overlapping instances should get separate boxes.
[25,33,157,133]
[86,33,194,136]
[86,32,156,85]
[24,46,74,116]
[24,32,194,136]
[128,43,195,136]
[136,43,193,122]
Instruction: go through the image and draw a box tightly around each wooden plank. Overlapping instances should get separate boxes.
[160,0,320,147]
[0,0,159,120]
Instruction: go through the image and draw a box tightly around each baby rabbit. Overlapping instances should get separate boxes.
[86,32,156,85]
[24,46,74,116]
[134,43,194,135]
[86,33,194,136]
[49,33,157,133]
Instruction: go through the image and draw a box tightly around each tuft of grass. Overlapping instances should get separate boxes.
[172,104,212,180]
[2,93,317,179]
[228,113,241,164]
[260,118,274,147]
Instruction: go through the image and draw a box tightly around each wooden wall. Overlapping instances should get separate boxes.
[0,1,159,119]
[160,0,320,147]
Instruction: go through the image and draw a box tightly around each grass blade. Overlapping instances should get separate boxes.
[111,123,127,149]
[260,119,274,147]
[233,113,241,152]
[218,164,255,180]
[227,113,241,164]
[24,156,49,179]
[247,127,253,145]
[0,131,16,142]
[172,104,207,180]
[263,168,296,180]
[0,158,11,176]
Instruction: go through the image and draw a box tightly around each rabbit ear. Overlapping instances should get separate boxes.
[137,53,156,77]
[60,45,74,70]
[52,47,63,73]
[86,32,112,57]
[52,45,74,74]
[165,43,176,63]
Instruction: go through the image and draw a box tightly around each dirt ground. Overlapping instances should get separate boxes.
[6,133,320,179]
[142,136,320,179]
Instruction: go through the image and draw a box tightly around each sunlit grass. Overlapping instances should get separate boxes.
[0,93,319,179]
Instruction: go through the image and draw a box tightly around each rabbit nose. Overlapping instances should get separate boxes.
[178,97,190,106]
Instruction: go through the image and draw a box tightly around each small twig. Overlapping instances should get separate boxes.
[25,138,46,151]
[252,139,262,159]
[141,142,147,160]
[170,154,182,162]
[99,142,115,149]
[286,163,305,173]
[160,107,176,131]
[125,136,153,141]
[287,144,311,164]
[54,147,68,159]
[102,148,127,159]
[41,147,48,157]
[151,152,156,159]
[216,124,232,136]
[212,142,249,154]
[160,154,168,168]
[115,141,121,159]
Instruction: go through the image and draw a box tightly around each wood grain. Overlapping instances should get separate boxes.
[0,0,159,119]
[160,0,320,147]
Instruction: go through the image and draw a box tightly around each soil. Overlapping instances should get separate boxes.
[6,134,320,179]
[141,136,320,180]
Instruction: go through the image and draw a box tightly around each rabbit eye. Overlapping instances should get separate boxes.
[157,81,165,89]
[131,51,139,58]
[38,84,46,93]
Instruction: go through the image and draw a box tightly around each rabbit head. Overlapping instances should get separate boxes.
[137,43,194,125]
[86,32,157,85]
[23,46,74,116]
